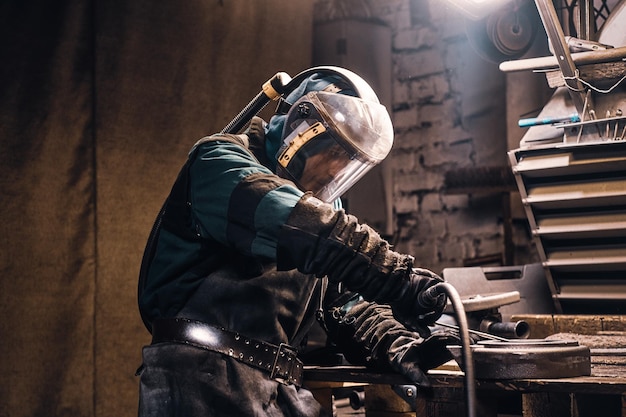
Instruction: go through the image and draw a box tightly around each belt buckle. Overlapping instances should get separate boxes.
[270,343,298,385]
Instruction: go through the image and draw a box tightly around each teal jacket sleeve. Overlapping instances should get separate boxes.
[188,136,304,260]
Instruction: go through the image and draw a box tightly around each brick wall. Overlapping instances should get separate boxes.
[315,0,540,273]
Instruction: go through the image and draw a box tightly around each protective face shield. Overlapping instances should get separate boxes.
[275,91,394,203]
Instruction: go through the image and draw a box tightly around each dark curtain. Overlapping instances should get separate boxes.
[0,1,312,416]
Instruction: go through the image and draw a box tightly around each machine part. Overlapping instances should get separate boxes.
[444,291,521,313]
[535,0,587,113]
[548,36,614,54]
[508,141,626,313]
[566,36,614,53]
[348,389,365,410]
[448,339,591,379]
[499,45,626,72]
[442,264,554,321]
[480,318,531,339]
[391,384,417,410]
[464,0,540,63]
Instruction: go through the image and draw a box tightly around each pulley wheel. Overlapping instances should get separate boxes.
[464,0,540,63]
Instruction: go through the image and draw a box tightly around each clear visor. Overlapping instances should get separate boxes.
[276,92,393,203]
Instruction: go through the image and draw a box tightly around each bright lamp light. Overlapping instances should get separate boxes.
[445,0,514,20]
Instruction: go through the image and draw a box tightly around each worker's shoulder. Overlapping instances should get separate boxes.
[192,133,249,150]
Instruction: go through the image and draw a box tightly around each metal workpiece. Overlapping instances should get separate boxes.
[447,339,591,380]
[479,319,531,340]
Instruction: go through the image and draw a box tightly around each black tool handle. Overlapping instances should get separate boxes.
[221,72,291,134]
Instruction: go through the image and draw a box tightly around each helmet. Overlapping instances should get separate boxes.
[267,67,393,203]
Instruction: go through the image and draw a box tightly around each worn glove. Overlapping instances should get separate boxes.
[391,267,447,331]
[244,116,272,167]
[387,330,460,387]
[322,286,456,388]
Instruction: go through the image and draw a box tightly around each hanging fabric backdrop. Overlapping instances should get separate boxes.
[0,1,313,416]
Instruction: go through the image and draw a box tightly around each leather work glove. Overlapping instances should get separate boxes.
[391,268,448,332]
[244,116,272,167]
[322,286,457,388]
[387,329,460,387]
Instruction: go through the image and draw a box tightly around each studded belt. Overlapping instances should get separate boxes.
[151,317,303,386]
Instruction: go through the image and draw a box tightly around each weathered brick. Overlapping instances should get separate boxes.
[394,27,437,50]
[395,49,445,80]
[394,194,419,214]
[420,192,442,212]
[394,169,444,193]
[415,99,457,128]
[440,194,470,211]
[436,237,471,266]
[423,141,473,167]
[408,74,450,103]
[392,79,410,106]
[311,0,535,268]
[392,106,420,130]
[390,148,417,171]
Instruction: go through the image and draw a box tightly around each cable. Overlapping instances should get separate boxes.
[422,283,477,417]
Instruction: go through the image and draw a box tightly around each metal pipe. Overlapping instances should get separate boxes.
[480,319,531,339]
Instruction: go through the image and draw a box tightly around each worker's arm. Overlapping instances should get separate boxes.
[188,136,304,259]
[322,285,456,387]
[277,194,447,330]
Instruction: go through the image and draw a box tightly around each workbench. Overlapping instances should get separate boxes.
[303,315,626,417]
[304,362,626,417]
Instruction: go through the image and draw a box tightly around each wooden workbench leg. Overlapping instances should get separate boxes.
[522,392,570,417]
[304,381,344,415]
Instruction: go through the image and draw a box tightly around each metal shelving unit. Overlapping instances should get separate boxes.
[509,141,626,313]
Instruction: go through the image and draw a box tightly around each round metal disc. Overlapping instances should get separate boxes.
[448,339,591,379]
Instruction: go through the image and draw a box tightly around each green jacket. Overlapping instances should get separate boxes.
[138,132,319,344]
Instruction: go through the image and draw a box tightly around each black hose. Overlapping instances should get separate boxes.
[429,282,477,417]
[221,91,272,134]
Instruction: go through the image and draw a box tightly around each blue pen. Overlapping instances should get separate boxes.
[518,113,581,127]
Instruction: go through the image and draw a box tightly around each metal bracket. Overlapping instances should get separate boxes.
[534,0,591,115]
[391,384,418,410]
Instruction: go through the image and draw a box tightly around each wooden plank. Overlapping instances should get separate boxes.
[545,61,626,88]
[522,392,570,417]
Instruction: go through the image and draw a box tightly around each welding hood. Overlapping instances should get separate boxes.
[220,65,395,203]
[275,90,393,203]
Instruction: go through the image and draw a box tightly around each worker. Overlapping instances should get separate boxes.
[136,67,457,416]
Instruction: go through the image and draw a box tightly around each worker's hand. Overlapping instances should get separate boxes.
[245,116,266,140]
[387,330,458,387]
[244,116,271,166]
[392,268,447,332]
[322,285,456,388]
